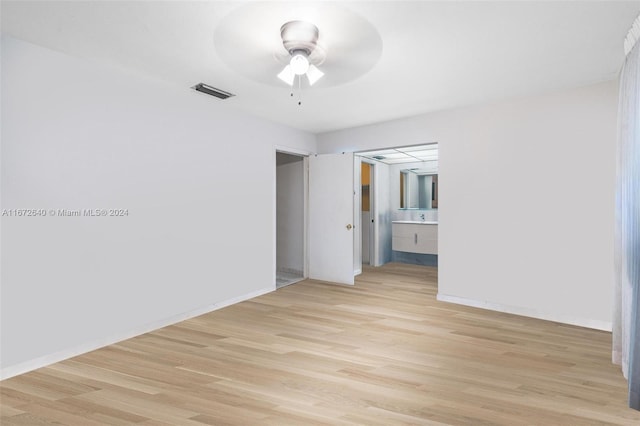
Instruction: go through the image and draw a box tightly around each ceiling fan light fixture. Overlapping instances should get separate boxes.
[306,64,324,86]
[290,52,310,75]
[277,64,295,85]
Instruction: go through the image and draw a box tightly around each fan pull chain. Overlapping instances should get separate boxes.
[287,75,304,106]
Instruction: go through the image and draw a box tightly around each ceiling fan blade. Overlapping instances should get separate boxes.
[277,65,295,85]
[306,64,324,86]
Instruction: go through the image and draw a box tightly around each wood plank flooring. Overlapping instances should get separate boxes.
[2,263,638,425]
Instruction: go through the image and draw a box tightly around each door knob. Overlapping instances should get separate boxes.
[346,224,353,230]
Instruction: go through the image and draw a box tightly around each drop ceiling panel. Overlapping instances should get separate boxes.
[357,144,439,165]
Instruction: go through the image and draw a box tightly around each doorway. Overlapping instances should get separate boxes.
[356,143,439,269]
[361,162,374,265]
[276,151,306,288]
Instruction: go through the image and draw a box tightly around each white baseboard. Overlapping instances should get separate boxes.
[436,293,612,332]
[276,267,304,276]
[0,286,273,381]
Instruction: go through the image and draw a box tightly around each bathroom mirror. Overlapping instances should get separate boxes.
[400,170,438,209]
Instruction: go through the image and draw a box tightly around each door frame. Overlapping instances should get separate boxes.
[273,146,311,289]
[359,157,380,267]
[354,155,362,275]
[355,142,438,268]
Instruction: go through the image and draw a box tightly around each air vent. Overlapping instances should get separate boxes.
[192,83,235,100]
[372,155,386,160]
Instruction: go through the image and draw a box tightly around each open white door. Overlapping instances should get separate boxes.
[309,153,355,285]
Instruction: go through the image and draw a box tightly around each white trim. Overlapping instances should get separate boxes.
[436,293,612,332]
[624,14,640,56]
[360,158,379,267]
[274,144,313,157]
[354,155,362,276]
[303,156,309,280]
[0,286,273,380]
[273,148,278,290]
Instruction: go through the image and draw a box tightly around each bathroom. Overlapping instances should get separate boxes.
[357,143,438,268]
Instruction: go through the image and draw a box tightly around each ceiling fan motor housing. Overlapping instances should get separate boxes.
[280,20,319,56]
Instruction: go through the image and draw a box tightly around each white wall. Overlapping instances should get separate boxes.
[0,36,316,377]
[276,156,304,275]
[374,162,392,266]
[319,81,618,330]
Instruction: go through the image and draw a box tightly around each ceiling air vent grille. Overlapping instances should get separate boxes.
[192,83,235,100]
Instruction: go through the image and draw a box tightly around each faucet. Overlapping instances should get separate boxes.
[419,213,425,222]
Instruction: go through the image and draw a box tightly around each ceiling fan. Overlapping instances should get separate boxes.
[276,20,325,103]
[213,3,382,103]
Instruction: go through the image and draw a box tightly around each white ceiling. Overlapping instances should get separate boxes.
[2,1,639,134]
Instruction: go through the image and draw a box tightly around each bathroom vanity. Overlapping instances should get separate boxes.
[391,221,438,254]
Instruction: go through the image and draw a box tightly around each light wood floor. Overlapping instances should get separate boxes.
[2,263,638,425]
